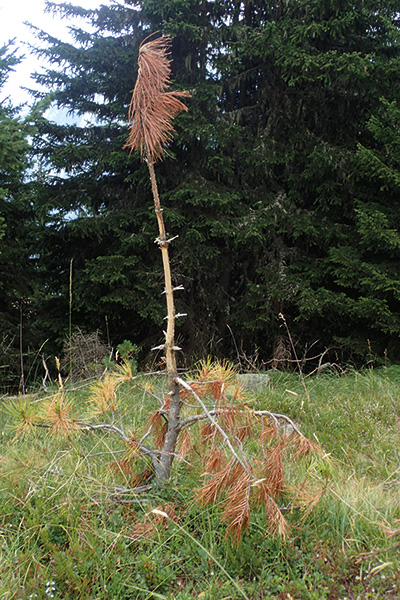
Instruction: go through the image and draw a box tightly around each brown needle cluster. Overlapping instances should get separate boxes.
[124,35,191,162]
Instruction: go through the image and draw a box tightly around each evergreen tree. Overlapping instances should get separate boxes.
[30,2,152,350]
[217,0,400,361]
[30,0,244,359]
[29,0,400,366]
[0,42,39,391]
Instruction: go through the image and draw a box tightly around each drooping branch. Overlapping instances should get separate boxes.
[176,377,252,476]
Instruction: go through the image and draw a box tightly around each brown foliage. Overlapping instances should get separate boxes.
[221,470,251,542]
[218,404,237,432]
[260,421,280,445]
[290,474,329,521]
[40,393,81,436]
[261,440,285,497]
[190,382,323,542]
[291,433,321,458]
[196,459,243,506]
[109,434,142,479]
[89,373,117,414]
[109,457,133,478]
[148,411,167,448]
[201,422,216,444]
[177,428,193,458]
[129,502,179,541]
[204,445,225,473]
[129,521,155,540]
[180,380,226,404]
[124,35,191,162]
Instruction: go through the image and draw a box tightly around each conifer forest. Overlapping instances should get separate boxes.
[2,4,400,599]
[1,0,400,391]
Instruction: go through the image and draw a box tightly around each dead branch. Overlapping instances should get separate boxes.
[176,377,252,476]
[180,405,303,440]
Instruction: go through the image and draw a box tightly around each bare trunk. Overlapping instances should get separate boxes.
[148,160,181,483]
[19,303,25,394]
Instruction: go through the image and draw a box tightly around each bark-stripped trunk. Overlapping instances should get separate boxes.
[148,161,181,483]
[124,36,190,483]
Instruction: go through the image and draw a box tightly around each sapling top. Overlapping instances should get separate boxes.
[124,35,191,163]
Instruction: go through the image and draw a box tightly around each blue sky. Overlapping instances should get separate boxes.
[0,0,104,106]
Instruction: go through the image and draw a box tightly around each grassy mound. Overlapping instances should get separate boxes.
[0,366,399,599]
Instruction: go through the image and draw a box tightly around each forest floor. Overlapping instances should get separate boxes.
[0,365,399,599]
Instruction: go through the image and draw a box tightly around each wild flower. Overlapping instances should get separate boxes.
[45,580,56,598]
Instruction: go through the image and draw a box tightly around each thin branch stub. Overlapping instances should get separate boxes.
[151,344,165,351]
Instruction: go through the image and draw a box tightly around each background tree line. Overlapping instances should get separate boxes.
[1,0,400,391]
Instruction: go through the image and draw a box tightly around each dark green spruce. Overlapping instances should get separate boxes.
[0,42,45,392]
[4,0,399,388]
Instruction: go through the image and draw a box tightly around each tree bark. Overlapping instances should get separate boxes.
[148,160,181,483]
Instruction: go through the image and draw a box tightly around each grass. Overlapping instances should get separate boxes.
[0,366,400,599]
